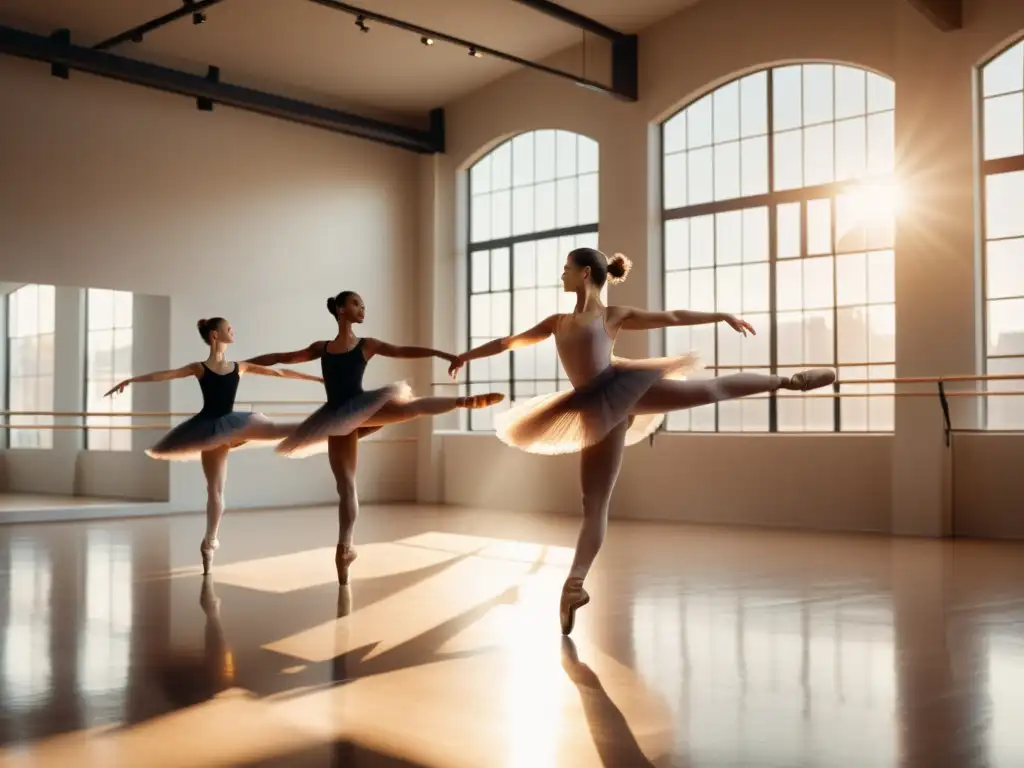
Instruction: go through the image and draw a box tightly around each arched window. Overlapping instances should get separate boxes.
[466,130,599,430]
[662,64,897,433]
[980,41,1024,429]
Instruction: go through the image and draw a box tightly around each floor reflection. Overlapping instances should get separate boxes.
[0,506,1022,766]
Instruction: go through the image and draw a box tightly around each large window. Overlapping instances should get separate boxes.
[85,289,133,450]
[662,65,897,433]
[980,40,1024,429]
[466,130,599,430]
[5,284,55,449]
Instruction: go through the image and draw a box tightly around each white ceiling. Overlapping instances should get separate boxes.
[0,0,702,121]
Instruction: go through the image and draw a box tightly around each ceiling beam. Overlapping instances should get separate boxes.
[505,0,627,42]
[0,24,444,153]
[92,0,230,51]
[306,0,637,101]
[904,0,963,31]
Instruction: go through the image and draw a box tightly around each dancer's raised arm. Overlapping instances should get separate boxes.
[609,306,756,336]
[105,363,202,397]
[245,342,325,367]
[238,362,323,384]
[363,339,456,364]
[448,314,559,379]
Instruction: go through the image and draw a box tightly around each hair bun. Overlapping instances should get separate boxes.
[196,318,207,331]
[606,253,632,284]
[326,297,337,315]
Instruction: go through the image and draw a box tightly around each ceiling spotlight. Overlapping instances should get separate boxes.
[355,15,369,32]
[421,36,434,46]
[192,11,206,24]
[468,47,481,57]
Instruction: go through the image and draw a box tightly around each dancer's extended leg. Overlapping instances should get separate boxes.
[199,446,230,574]
[361,393,503,427]
[328,433,360,585]
[631,369,835,414]
[561,420,627,636]
[235,414,296,441]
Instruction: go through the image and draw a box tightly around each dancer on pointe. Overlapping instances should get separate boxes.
[105,317,323,573]
[448,248,836,635]
[245,290,503,584]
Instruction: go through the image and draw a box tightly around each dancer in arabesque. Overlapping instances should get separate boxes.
[448,248,836,634]
[245,290,503,584]
[106,317,324,573]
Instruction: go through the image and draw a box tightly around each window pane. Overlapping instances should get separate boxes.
[687,95,713,148]
[513,242,536,289]
[491,248,510,292]
[985,172,1024,240]
[38,285,55,335]
[740,136,769,196]
[742,207,769,263]
[556,131,577,178]
[986,356,1024,430]
[556,178,577,228]
[665,271,690,310]
[740,71,768,137]
[807,198,831,255]
[512,133,535,186]
[835,193,867,252]
[773,130,803,191]
[713,81,740,143]
[688,147,714,205]
[838,308,868,362]
[578,137,599,174]
[38,333,54,376]
[716,265,742,314]
[743,263,770,312]
[868,304,895,361]
[835,66,867,119]
[664,113,687,154]
[804,124,834,185]
[471,194,491,242]
[537,238,560,285]
[89,329,114,381]
[867,111,895,174]
[868,250,895,304]
[471,250,490,293]
[803,256,834,310]
[776,311,804,364]
[470,294,491,338]
[988,298,1024,356]
[512,186,534,236]
[777,260,802,311]
[470,155,492,194]
[664,152,687,209]
[690,269,715,311]
[987,238,1024,299]
[535,130,556,182]
[867,74,895,112]
[534,181,556,232]
[491,191,511,239]
[777,202,801,259]
[803,64,834,125]
[773,66,803,131]
[113,291,132,328]
[690,215,714,268]
[490,291,511,338]
[983,42,1024,98]
[716,211,742,265]
[804,309,834,362]
[983,93,1024,161]
[836,252,868,306]
[714,142,741,201]
[578,173,598,225]
[491,142,512,190]
[665,218,689,271]
[835,117,867,181]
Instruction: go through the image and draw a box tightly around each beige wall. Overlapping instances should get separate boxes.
[427,0,1024,538]
[0,57,421,511]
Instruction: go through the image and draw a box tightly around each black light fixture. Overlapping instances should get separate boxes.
[468,46,481,57]
[421,36,434,46]
[130,32,143,43]
[355,15,369,32]
[192,11,206,24]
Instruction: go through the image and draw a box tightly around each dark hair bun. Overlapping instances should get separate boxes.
[606,253,632,284]
[326,297,337,316]
[196,318,207,334]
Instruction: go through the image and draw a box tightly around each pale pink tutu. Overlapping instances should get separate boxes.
[493,353,702,455]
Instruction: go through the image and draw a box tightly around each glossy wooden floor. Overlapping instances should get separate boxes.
[0,504,1023,767]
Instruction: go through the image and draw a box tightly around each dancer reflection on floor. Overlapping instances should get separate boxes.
[246,290,503,585]
[448,248,836,634]
[106,317,323,573]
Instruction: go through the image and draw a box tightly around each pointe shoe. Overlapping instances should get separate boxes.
[560,578,590,636]
[335,545,358,586]
[458,392,505,409]
[200,538,220,575]
[783,369,836,391]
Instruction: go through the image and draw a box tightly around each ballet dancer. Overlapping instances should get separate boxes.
[448,248,836,634]
[105,317,323,573]
[245,290,503,584]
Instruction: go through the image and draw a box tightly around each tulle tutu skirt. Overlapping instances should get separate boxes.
[493,354,702,455]
[146,411,282,462]
[276,381,412,458]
